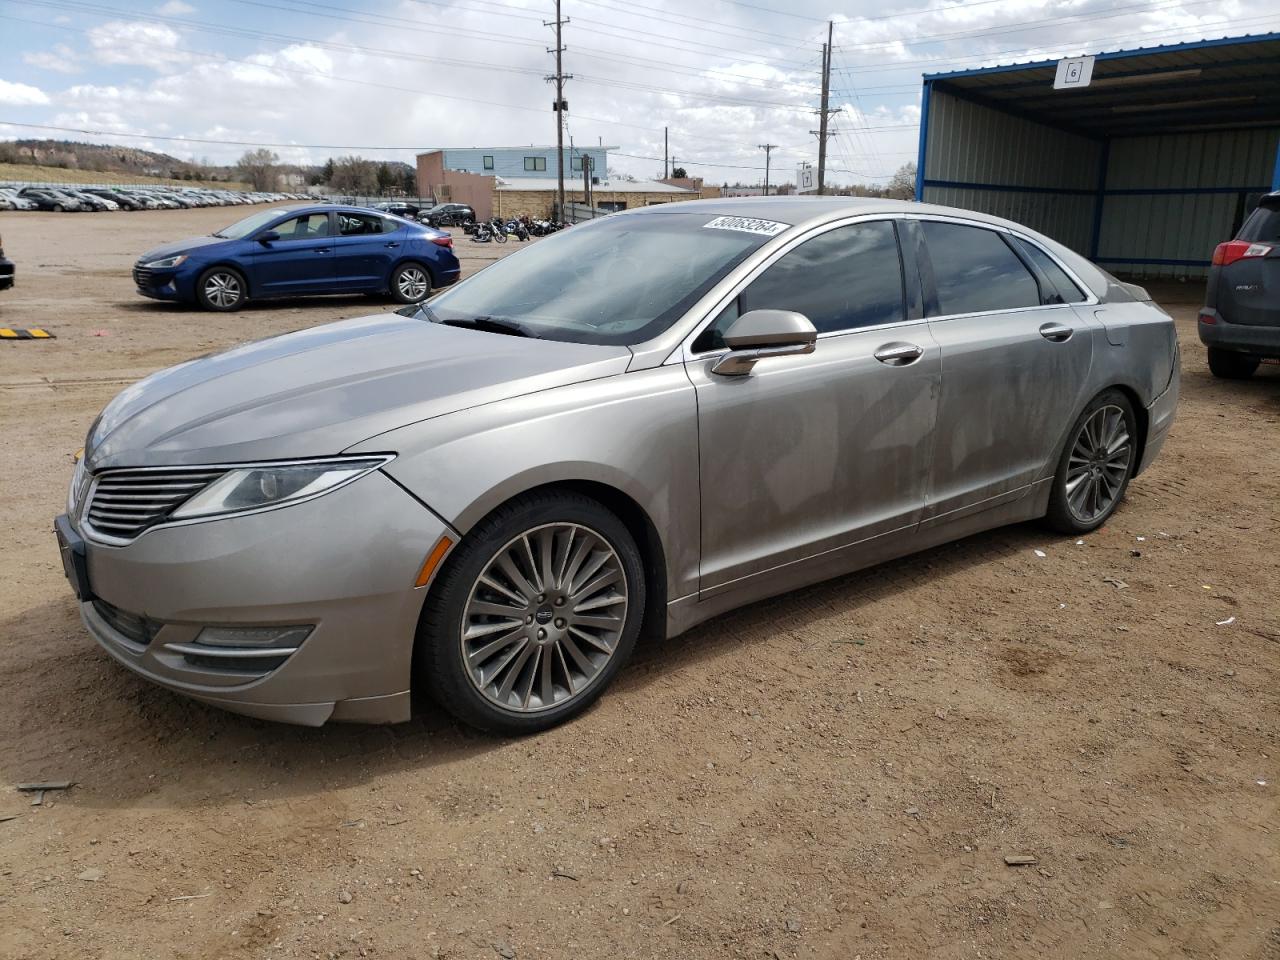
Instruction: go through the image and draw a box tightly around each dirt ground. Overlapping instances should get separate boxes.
[0,205,1277,960]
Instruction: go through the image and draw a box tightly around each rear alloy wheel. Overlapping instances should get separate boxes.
[196,267,247,311]
[417,492,645,734]
[1046,390,1136,534]
[52,203,64,212]
[1207,347,1259,380]
[390,262,431,304]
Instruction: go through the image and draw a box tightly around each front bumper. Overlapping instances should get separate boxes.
[62,470,457,725]
[132,264,187,302]
[1198,312,1280,358]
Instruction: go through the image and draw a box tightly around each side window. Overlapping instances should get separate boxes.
[523,156,547,172]
[274,213,330,240]
[1010,237,1087,304]
[482,155,494,170]
[921,222,1040,315]
[693,220,905,352]
[337,213,385,236]
[571,156,584,172]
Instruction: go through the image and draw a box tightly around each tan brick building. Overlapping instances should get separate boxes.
[416,149,699,219]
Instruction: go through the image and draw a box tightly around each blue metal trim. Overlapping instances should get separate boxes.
[1089,139,1110,260]
[924,178,1269,197]
[915,81,931,201]
[1094,257,1212,266]
[922,31,1280,81]
[1273,138,1280,191]
[1105,185,1269,195]
[923,178,1092,196]
[971,53,1280,92]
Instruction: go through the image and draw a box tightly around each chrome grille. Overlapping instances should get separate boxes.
[86,468,225,540]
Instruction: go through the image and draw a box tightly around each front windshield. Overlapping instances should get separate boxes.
[214,209,285,239]
[425,212,782,345]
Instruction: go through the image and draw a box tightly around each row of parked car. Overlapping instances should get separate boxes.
[0,186,317,212]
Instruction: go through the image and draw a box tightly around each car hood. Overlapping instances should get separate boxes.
[137,235,231,263]
[84,313,633,470]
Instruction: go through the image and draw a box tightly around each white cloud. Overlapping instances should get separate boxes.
[87,21,185,67]
[0,79,51,106]
[23,45,80,74]
[156,0,196,13]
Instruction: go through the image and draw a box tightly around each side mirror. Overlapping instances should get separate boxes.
[257,230,281,244]
[711,309,817,377]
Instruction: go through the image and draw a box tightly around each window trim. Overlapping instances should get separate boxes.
[523,156,547,172]
[906,214,1098,323]
[482,155,494,170]
[681,215,917,359]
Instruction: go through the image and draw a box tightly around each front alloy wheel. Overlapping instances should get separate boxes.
[462,523,629,713]
[417,491,645,734]
[196,267,246,311]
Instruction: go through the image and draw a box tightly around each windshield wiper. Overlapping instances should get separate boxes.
[439,316,532,338]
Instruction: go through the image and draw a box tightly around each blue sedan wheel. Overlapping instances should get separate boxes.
[391,262,431,304]
[197,267,247,312]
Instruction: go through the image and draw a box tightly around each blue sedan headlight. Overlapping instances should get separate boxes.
[144,254,188,269]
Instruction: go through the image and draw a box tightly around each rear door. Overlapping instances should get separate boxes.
[916,218,1094,523]
[332,212,400,290]
[245,212,335,296]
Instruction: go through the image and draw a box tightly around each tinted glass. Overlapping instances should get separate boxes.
[337,213,385,236]
[1011,237,1086,304]
[216,208,292,239]
[694,221,904,351]
[1238,204,1280,243]
[425,213,775,346]
[922,222,1040,315]
[276,213,331,240]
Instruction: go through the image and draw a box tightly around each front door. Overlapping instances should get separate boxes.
[916,219,1095,521]
[246,212,334,296]
[688,219,941,594]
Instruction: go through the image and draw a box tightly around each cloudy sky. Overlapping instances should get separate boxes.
[1,0,1276,186]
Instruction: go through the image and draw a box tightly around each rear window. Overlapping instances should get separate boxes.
[922,221,1041,316]
[1238,202,1280,243]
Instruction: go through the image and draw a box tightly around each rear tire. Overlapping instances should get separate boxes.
[195,266,247,312]
[1045,389,1137,534]
[389,261,432,304]
[416,491,646,735]
[1207,347,1259,380]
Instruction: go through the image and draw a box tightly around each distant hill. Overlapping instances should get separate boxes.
[0,161,248,190]
[0,139,244,184]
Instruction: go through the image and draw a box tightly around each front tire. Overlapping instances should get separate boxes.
[195,266,247,311]
[1045,389,1137,534]
[1207,347,1259,380]
[416,491,646,735]
[390,261,431,303]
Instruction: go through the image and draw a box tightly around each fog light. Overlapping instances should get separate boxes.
[196,625,313,648]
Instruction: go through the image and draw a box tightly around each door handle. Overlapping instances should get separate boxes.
[384,241,400,248]
[873,342,924,366]
[314,247,330,254]
[1039,321,1073,342]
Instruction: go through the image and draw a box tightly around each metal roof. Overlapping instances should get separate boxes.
[922,32,1280,138]
[494,176,695,194]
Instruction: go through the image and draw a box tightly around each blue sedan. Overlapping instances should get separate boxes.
[132,204,461,311]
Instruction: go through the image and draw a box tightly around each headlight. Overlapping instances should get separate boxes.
[171,456,392,520]
[143,254,188,269]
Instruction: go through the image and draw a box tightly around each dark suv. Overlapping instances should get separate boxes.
[421,203,476,227]
[1199,192,1280,378]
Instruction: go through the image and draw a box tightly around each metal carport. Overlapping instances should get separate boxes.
[915,33,1280,279]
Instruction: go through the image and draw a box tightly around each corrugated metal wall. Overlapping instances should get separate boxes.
[1096,128,1279,278]
[921,88,1101,252]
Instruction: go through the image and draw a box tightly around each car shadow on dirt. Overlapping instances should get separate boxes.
[0,518,1057,810]
[115,294,399,314]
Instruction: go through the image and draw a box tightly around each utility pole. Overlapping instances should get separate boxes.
[812,20,837,196]
[664,126,669,179]
[757,143,777,196]
[544,0,572,220]
[582,154,593,217]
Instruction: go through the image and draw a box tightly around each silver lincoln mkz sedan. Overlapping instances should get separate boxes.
[56,198,1179,732]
